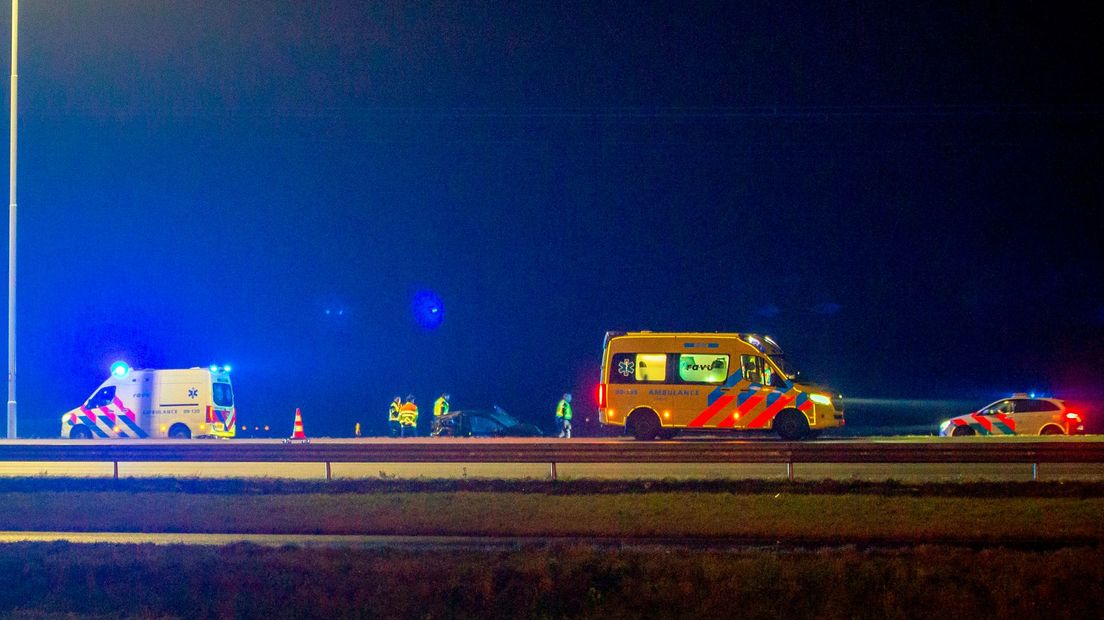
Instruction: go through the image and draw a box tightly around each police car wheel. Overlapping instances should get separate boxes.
[1040,426,1064,436]
[951,425,975,437]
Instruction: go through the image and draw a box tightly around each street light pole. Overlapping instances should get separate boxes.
[7,0,17,439]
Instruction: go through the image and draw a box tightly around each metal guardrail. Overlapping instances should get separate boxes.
[2,440,1103,481]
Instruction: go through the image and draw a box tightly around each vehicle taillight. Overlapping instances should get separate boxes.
[598,384,606,409]
[1066,412,1082,422]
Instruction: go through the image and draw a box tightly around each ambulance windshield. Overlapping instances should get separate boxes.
[213,382,234,407]
[769,354,797,378]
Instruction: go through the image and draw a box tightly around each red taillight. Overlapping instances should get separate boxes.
[1066,412,1082,422]
[598,384,606,409]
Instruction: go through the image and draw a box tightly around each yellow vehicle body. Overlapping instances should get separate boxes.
[598,332,844,440]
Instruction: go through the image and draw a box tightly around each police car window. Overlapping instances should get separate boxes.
[1016,399,1058,413]
[86,386,116,409]
[635,354,668,382]
[983,400,1013,415]
[213,383,234,407]
[678,354,729,383]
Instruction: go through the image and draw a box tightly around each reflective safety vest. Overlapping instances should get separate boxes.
[556,399,573,421]
[388,402,401,422]
[398,402,419,426]
[434,397,449,417]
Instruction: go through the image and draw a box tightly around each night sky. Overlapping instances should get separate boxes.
[3,1,1102,437]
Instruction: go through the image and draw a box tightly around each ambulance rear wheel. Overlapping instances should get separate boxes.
[168,424,192,439]
[629,409,661,441]
[951,426,975,437]
[70,425,92,440]
[774,409,810,441]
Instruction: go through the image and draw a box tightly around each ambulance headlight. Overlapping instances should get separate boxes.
[810,393,832,406]
[110,361,130,378]
[939,420,952,435]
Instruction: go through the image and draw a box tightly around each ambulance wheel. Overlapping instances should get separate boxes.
[628,409,661,441]
[951,425,975,437]
[70,425,93,440]
[774,409,810,441]
[168,424,192,439]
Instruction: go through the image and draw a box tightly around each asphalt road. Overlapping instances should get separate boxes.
[1,436,1102,481]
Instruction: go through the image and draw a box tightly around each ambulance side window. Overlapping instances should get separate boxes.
[608,353,670,383]
[678,354,729,384]
[765,365,788,388]
[634,354,668,382]
[86,386,116,409]
[609,353,637,383]
[741,355,762,384]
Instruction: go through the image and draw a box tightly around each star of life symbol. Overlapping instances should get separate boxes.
[618,359,635,377]
[188,388,198,399]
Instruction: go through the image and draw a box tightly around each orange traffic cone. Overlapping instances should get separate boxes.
[283,408,310,444]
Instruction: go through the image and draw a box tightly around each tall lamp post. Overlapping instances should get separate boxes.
[7,0,17,439]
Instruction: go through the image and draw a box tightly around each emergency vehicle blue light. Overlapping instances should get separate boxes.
[223,365,232,373]
[412,290,445,330]
[210,365,219,372]
[110,361,130,378]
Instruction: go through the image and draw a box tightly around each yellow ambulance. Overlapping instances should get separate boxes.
[598,332,844,440]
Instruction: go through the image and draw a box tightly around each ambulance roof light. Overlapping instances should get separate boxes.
[210,365,219,372]
[223,365,232,373]
[110,361,130,378]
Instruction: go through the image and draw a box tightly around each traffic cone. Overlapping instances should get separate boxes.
[283,408,310,444]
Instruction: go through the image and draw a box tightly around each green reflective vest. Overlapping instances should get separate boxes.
[556,399,573,420]
[388,402,401,422]
[434,397,449,417]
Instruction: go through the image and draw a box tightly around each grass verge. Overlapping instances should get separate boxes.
[1,543,1101,619]
[2,488,1103,546]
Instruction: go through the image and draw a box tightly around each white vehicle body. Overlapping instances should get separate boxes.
[61,367,235,439]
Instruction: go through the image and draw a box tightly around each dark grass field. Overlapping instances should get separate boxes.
[4,478,1102,618]
[1,542,1102,619]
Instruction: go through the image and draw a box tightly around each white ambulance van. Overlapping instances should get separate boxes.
[61,363,235,439]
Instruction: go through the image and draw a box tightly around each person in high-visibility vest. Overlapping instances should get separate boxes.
[556,393,573,439]
[434,393,450,418]
[355,422,361,438]
[388,396,402,438]
[398,394,419,437]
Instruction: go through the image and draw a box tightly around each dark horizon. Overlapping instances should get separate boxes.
[3,2,1102,437]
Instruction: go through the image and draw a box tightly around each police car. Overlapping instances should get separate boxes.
[938,394,1084,437]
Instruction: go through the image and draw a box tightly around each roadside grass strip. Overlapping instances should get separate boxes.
[2,491,1103,545]
[1,543,1103,619]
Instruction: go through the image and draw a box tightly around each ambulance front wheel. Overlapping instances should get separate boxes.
[774,409,811,441]
[69,425,93,440]
[168,424,192,439]
[628,409,661,441]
